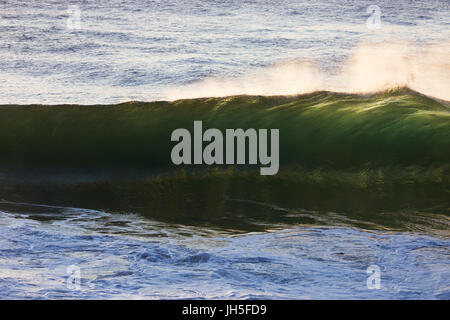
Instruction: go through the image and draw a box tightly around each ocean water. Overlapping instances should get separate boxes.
[0,0,449,299]
[0,0,449,104]
[0,203,449,299]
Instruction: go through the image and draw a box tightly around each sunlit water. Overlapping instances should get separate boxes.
[0,204,449,299]
[0,0,449,103]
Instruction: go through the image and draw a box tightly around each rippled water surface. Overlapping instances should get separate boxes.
[0,204,448,299]
[0,0,449,103]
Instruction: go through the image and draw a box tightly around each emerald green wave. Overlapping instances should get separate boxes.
[0,88,449,232]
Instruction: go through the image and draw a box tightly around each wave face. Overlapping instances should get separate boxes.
[0,88,449,232]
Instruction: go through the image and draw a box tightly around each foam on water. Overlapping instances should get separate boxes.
[0,205,449,299]
[0,0,449,104]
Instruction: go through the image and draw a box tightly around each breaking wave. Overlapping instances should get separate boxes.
[0,87,449,232]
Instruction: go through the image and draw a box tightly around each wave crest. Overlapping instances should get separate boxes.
[163,42,450,101]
